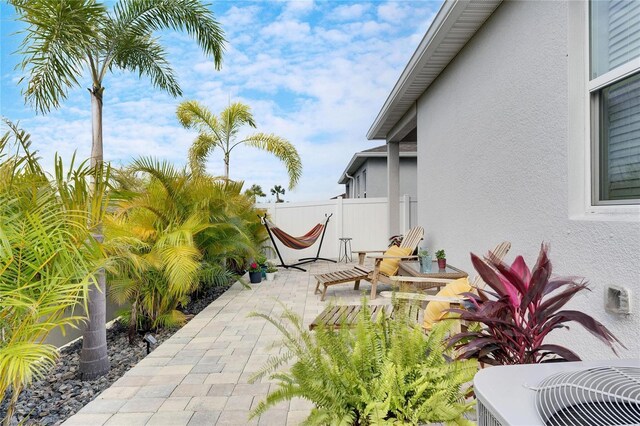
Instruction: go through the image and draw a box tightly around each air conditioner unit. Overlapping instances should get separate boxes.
[474,358,640,426]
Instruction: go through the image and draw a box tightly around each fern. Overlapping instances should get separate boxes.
[249,300,477,425]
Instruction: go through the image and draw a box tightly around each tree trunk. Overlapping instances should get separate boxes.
[79,86,110,380]
[224,155,229,179]
[3,384,22,426]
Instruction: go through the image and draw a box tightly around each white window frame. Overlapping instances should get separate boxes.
[568,1,640,221]
[362,169,367,198]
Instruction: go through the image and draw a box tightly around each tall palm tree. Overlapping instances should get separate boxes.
[176,100,302,189]
[9,0,225,379]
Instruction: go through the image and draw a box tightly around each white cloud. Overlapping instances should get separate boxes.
[377,2,411,22]
[262,19,311,41]
[332,3,370,21]
[220,5,260,27]
[281,1,315,18]
[4,1,442,201]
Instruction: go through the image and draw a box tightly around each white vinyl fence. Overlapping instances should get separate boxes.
[256,195,418,263]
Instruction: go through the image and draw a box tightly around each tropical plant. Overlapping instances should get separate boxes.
[245,184,266,199]
[0,127,101,425]
[249,301,477,425]
[10,0,226,379]
[270,184,285,203]
[105,157,265,340]
[448,244,624,365]
[266,263,277,273]
[255,254,267,267]
[435,249,446,260]
[177,100,302,189]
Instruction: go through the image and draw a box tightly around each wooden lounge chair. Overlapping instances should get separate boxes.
[352,226,424,266]
[313,226,424,301]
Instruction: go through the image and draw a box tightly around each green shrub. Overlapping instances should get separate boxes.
[249,301,477,425]
[0,124,103,423]
[105,158,267,339]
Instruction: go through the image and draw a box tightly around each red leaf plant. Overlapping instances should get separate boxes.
[448,244,624,365]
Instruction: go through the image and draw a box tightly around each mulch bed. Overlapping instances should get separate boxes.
[0,284,231,426]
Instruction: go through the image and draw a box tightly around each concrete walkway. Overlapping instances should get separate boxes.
[63,260,393,426]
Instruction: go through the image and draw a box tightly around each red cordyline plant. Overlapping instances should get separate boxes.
[448,244,624,365]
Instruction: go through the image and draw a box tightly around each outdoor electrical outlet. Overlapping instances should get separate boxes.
[605,285,631,315]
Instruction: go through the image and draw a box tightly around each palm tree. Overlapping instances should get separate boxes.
[176,100,302,189]
[271,184,285,203]
[245,184,266,199]
[9,0,225,379]
[0,127,102,425]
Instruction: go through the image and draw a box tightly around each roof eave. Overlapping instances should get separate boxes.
[367,0,502,140]
[338,151,417,184]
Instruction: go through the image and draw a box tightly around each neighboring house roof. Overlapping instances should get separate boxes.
[367,0,502,141]
[338,142,417,184]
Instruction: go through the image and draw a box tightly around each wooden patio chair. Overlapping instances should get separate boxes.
[379,241,512,332]
[352,226,424,265]
[313,226,424,301]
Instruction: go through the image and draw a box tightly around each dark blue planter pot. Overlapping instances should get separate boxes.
[261,266,267,279]
[249,271,262,284]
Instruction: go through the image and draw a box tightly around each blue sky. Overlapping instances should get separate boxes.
[0,1,441,201]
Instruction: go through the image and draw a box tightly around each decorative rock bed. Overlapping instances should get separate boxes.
[0,284,230,426]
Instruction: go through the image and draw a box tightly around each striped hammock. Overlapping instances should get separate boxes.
[265,220,325,250]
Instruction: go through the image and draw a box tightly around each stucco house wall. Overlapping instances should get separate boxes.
[399,157,417,199]
[416,1,640,359]
[350,157,417,199]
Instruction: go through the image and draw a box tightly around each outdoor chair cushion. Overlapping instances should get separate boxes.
[379,245,413,276]
[423,277,471,330]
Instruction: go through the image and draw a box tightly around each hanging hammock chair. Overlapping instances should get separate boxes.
[260,213,336,271]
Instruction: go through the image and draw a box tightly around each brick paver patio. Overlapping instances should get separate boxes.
[63,260,393,426]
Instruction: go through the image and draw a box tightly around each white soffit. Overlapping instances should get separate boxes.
[367,0,502,140]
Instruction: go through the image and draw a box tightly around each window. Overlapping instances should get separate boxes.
[362,169,367,198]
[589,1,640,204]
[356,176,360,198]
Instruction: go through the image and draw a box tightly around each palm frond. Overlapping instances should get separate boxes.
[110,31,181,96]
[221,102,256,137]
[188,133,218,175]
[243,133,302,189]
[111,0,225,69]
[10,0,107,113]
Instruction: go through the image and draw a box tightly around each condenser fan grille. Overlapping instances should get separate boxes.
[533,366,640,426]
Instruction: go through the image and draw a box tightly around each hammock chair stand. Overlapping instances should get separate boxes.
[261,213,336,272]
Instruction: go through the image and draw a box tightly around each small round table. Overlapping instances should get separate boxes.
[338,237,353,263]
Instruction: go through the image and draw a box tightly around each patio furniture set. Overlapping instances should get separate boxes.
[260,216,511,334]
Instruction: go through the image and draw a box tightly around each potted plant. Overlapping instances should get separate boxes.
[256,254,268,278]
[265,263,277,281]
[449,244,623,365]
[248,262,262,284]
[418,247,432,273]
[435,249,446,269]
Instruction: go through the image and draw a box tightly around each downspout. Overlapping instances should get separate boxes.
[345,173,355,198]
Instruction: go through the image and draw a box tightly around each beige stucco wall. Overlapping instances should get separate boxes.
[416,1,640,359]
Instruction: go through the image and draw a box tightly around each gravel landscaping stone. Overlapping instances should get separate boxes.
[0,284,230,426]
